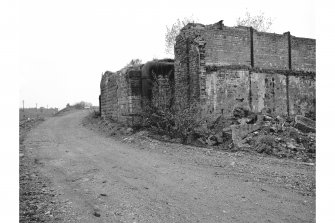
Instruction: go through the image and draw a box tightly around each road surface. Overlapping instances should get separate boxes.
[23,110,315,222]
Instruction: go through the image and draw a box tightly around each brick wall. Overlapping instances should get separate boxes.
[141,60,174,104]
[174,33,190,108]
[204,25,251,66]
[291,37,316,72]
[177,21,316,71]
[253,32,289,69]
[174,21,316,119]
[152,74,174,110]
[101,21,316,125]
[100,67,142,125]
[100,60,174,126]
[100,71,112,118]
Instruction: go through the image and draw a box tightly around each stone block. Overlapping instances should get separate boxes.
[231,123,261,147]
[294,115,315,133]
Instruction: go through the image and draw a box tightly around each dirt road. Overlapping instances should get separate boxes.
[23,110,315,222]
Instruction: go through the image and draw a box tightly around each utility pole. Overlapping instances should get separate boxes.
[22,100,25,119]
[36,103,38,118]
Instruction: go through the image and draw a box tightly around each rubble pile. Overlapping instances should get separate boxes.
[196,107,316,162]
[20,117,45,129]
[85,108,316,162]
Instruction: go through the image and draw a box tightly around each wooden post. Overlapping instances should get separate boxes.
[22,100,25,119]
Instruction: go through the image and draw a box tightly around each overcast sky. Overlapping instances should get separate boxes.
[18,0,315,109]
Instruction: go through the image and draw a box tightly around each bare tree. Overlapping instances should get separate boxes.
[165,16,198,56]
[126,58,142,67]
[236,11,273,32]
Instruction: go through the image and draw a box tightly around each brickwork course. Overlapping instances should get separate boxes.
[100,21,316,125]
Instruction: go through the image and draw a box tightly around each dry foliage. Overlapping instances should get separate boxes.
[165,16,198,55]
[141,94,207,143]
[236,11,273,32]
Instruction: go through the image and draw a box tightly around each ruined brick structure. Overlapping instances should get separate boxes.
[174,21,315,119]
[141,60,174,110]
[100,21,316,125]
[100,60,174,125]
[100,67,142,125]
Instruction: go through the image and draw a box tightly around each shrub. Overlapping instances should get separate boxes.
[73,101,85,109]
[141,97,210,143]
[72,101,92,109]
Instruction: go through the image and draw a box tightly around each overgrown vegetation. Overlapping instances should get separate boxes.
[139,71,216,144]
[125,58,142,68]
[165,16,198,56]
[19,108,58,121]
[141,100,207,143]
[73,101,92,109]
[236,10,273,32]
[56,101,93,116]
